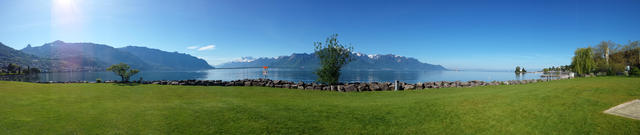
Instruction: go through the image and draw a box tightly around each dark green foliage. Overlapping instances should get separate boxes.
[7,63,19,73]
[314,34,353,85]
[106,63,140,82]
[631,67,640,76]
[515,66,521,73]
[96,78,102,83]
[22,67,41,74]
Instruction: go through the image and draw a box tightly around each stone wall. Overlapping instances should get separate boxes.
[32,78,565,92]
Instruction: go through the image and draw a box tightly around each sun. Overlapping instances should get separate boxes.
[54,0,74,6]
[53,0,77,11]
[51,0,83,40]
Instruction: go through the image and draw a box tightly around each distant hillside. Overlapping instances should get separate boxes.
[19,41,213,71]
[118,46,212,70]
[20,41,150,71]
[217,52,446,71]
[0,42,52,70]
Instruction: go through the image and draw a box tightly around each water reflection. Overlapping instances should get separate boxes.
[9,68,546,83]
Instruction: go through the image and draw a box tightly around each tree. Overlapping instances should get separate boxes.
[543,68,550,73]
[7,63,19,74]
[631,67,640,76]
[314,34,353,85]
[106,63,140,82]
[522,68,527,73]
[515,66,521,73]
[571,47,596,75]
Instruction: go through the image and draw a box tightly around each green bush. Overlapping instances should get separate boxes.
[631,67,640,76]
[96,78,102,83]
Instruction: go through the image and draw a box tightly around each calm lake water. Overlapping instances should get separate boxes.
[13,68,546,83]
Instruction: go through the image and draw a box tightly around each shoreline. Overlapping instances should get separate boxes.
[8,77,571,92]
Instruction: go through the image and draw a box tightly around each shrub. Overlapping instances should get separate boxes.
[631,67,640,76]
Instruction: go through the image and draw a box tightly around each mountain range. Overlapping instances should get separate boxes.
[2,41,213,71]
[0,42,53,70]
[217,53,446,71]
[2,40,446,72]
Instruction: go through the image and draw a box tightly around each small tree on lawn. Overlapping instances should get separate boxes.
[106,63,139,82]
[314,34,353,85]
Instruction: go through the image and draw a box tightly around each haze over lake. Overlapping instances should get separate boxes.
[20,68,545,83]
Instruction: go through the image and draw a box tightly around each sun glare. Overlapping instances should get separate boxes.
[54,0,73,6]
[51,0,83,40]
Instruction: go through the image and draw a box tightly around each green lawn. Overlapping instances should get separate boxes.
[1,77,639,134]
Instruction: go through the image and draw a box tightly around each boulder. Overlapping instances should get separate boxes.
[170,81,179,85]
[416,82,424,89]
[344,85,357,92]
[358,83,370,91]
[403,84,416,90]
[369,83,381,91]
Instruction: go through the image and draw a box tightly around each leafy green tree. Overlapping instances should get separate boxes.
[522,68,527,73]
[314,34,353,85]
[631,67,640,76]
[571,47,596,75]
[515,66,521,73]
[7,63,19,74]
[106,63,140,82]
[28,68,40,74]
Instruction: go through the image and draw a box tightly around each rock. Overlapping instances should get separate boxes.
[381,83,390,91]
[416,82,424,89]
[461,82,469,87]
[244,81,252,86]
[369,83,381,91]
[403,84,415,90]
[358,83,369,91]
[344,85,357,92]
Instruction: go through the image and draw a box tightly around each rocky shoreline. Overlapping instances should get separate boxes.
[31,78,567,92]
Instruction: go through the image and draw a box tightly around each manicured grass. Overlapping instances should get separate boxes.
[1,77,639,134]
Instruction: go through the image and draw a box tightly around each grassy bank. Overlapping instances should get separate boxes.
[1,77,639,134]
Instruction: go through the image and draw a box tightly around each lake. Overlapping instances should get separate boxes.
[8,68,548,83]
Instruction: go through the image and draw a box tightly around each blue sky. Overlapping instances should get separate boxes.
[1,0,639,70]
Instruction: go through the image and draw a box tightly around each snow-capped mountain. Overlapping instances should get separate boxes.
[216,52,446,71]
